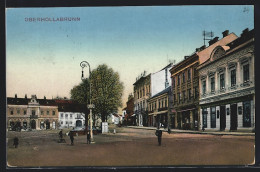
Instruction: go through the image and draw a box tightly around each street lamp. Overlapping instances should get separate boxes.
[80,61,95,143]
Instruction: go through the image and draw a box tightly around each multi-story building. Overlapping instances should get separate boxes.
[170,30,238,130]
[147,86,172,128]
[197,28,255,131]
[7,94,59,130]
[133,72,151,126]
[170,53,200,130]
[55,99,87,129]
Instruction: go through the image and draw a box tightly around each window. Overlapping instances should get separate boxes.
[194,87,198,99]
[173,94,176,102]
[182,91,186,101]
[188,69,191,81]
[47,111,49,115]
[65,114,68,119]
[10,110,13,115]
[211,77,215,92]
[178,92,181,103]
[61,121,63,124]
[172,77,175,88]
[231,69,236,86]
[165,98,167,107]
[70,114,72,118]
[202,80,206,94]
[61,113,63,118]
[210,107,216,128]
[24,110,27,115]
[243,101,251,127]
[32,110,36,116]
[188,89,191,100]
[177,75,180,85]
[17,109,20,115]
[243,64,249,82]
[52,111,55,116]
[137,92,139,99]
[159,100,161,108]
[155,102,157,109]
[70,121,72,124]
[66,121,68,124]
[182,72,185,83]
[220,73,225,89]
[41,111,44,115]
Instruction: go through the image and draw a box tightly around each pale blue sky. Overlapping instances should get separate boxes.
[6,5,254,110]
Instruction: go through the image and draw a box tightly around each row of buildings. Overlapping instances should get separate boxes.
[124,28,255,132]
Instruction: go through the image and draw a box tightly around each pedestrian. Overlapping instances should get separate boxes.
[87,131,91,144]
[13,137,19,148]
[155,129,163,146]
[69,131,74,145]
[167,127,171,134]
[59,129,63,141]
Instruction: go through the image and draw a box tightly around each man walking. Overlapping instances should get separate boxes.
[13,137,19,148]
[69,131,74,145]
[87,131,91,144]
[155,129,163,146]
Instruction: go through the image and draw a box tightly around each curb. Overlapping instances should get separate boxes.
[126,126,255,136]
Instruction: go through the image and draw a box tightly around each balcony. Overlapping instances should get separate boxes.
[240,81,253,87]
[30,115,38,119]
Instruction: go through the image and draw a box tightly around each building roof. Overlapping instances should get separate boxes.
[7,97,57,106]
[54,100,87,113]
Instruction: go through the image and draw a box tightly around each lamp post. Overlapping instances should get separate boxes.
[80,61,94,143]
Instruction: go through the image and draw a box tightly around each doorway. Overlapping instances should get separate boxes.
[31,120,36,129]
[220,106,226,131]
[46,121,50,129]
[230,104,238,131]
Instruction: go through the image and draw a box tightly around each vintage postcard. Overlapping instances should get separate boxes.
[5,4,255,168]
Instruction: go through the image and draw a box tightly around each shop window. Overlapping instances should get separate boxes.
[243,101,251,127]
[210,107,216,128]
[202,109,207,128]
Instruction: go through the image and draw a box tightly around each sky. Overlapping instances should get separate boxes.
[6,5,254,113]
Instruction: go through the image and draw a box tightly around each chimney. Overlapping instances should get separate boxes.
[15,94,17,99]
[200,45,206,50]
[44,96,46,100]
[209,37,219,46]
[241,28,249,37]
[25,94,27,99]
[222,30,229,37]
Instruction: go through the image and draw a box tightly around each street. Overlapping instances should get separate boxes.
[7,126,255,167]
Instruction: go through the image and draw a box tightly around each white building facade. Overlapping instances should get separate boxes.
[59,111,85,129]
[198,29,255,131]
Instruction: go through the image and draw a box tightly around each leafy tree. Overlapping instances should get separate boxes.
[70,64,124,123]
[91,64,124,122]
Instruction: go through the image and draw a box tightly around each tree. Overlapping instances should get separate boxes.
[70,64,124,123]
[91,64,124,122]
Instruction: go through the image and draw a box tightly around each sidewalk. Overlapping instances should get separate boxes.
[126,126,255,136]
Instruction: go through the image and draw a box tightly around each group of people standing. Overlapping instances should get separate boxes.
[58,129,91,145]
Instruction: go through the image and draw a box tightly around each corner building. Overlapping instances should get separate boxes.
[197,28,255,131]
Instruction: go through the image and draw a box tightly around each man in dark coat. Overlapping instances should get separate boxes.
[13,137,19,148]
[155,129,163,146]
[59,130,63,141]
[69,131,74,145]
[87,131,91,144]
